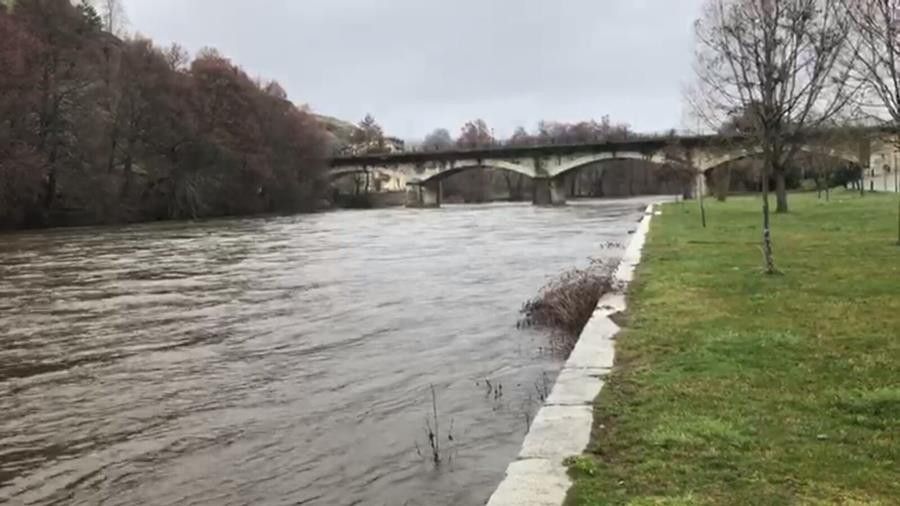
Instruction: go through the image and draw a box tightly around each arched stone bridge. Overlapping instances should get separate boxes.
[329,131,896,206]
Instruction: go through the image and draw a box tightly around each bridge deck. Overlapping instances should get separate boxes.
[329,126,891,167]
[331,134,719,166]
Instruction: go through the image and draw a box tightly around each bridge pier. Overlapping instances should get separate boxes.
[406,180,442,208]
[533,178,567,206]
[691,171,707,199]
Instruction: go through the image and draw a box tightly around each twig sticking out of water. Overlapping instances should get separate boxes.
[481,378,504,400]
[417,384,456,468]
[428,384,440,465]
[534,372,552,402]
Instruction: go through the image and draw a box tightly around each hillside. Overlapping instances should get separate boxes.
[313,114,360,146]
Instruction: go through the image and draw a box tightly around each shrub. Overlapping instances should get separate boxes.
[519,258,618,355]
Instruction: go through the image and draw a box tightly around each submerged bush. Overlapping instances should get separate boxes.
[520,258,618,355]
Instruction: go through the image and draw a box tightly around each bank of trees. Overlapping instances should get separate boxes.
[0,0,329,230]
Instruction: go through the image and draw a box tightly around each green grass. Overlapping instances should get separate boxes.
[565,191,900,506]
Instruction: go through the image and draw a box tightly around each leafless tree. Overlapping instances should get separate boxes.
[843,0,900,120]
[843,0,900,243]
[690,0,857,273]
[423,128,454,150]
[92,0,128,36]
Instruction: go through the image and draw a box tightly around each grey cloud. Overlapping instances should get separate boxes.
[123,0,706,138]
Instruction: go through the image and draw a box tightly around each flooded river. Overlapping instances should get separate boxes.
[0,198,654,506]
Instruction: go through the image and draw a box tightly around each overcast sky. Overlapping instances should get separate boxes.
[121,0,707,139]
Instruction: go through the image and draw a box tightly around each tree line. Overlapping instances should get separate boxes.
[419,116,633,151]
[0,0,330,230]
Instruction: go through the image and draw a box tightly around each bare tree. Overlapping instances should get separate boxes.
[691,0,856,273]
[423,128,454,150]
[843,0,900,243]
[507,126,532,146]
[350,114,385,154]
[457,119,494,148]
[91,0,128,36]
[844,0,900,120]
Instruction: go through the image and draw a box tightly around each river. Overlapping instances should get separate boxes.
[0,198,655,506]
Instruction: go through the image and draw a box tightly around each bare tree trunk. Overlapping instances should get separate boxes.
[698,174,707,228]
[118,132,137,199]
[762,157,776,274]
[715,166,730,202]
[106,129,118,174]
[775,169,788,213]
[44,142,59,209]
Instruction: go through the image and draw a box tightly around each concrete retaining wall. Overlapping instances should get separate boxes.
[485,204,659,506]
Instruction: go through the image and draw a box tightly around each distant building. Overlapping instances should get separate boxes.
[384,137,405,153]
[869,150,900,192]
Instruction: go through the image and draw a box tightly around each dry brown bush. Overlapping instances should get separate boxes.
[519,258,618,355]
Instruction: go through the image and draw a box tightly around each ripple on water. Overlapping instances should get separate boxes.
[0,197,661,506]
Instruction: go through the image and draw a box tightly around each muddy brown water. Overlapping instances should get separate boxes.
[0,198,654,506]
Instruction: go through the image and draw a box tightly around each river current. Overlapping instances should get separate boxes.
[0,198,655,506]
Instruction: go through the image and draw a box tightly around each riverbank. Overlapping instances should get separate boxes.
[487,200,662,506]
[565,191,900,505]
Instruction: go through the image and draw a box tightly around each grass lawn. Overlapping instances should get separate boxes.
[565,191,900,505]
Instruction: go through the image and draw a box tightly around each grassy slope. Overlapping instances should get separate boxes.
[566,191,900,505]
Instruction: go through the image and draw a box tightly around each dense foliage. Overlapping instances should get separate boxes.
[0,0,330,230]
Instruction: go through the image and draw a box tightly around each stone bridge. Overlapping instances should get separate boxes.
[329,130,896,206]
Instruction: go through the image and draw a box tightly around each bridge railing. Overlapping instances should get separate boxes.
[331,130,703,161]
[386,130,686,154]
[331,124,899,163]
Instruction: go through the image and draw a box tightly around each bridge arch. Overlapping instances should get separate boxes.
[327,166,403,180]
[328,166,408,193]
[549,151,670,178]
[417,160,537,182]
[696,145,862,173]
